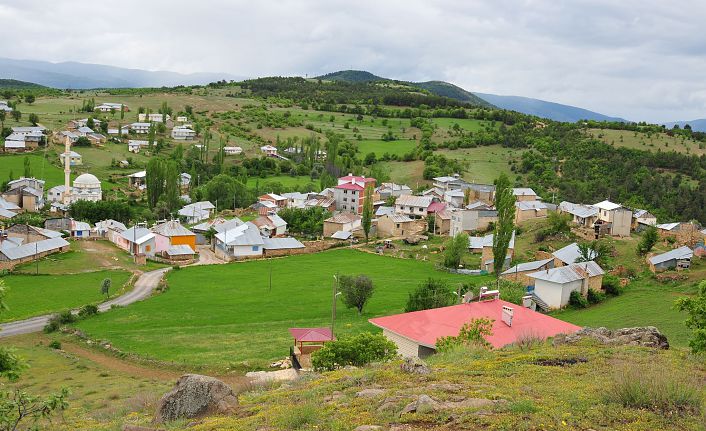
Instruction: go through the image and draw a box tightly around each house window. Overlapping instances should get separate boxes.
[146,245,151,252]
[252,245,259,251]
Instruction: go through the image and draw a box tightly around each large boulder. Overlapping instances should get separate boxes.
[400,357,430,375]
[155,374,238,423]
[553,327,669,349]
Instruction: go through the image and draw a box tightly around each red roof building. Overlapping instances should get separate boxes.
[369,299,581,358]
[333,173,376,214]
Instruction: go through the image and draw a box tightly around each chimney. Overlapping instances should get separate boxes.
[501,306,514,327]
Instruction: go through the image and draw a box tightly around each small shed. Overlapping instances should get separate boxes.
[648,246,693,273]
[289,327,335,369]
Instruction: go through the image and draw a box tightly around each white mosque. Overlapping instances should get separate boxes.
[47,173,102,204]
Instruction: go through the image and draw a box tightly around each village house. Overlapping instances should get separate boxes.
[171,125,196,140]
[57,130,79,144]
[138,113,170,123]
[262,237,306,256]
[323,212,362,238]
[558,201,599,228]
[515,200,548,223]
[119,226,156,256]
[164,244,196,261]
[176,116,188,123]
[128,140,150,153]
[7,224,63,243]
[0,197,20,221]
[129,122,151,134]
[214,222,265,260]
[465,183,496,205]
[152,220,197,252]
[93,219,127,244]
[128,170,146,189]
[369,298,581,358]
[59,151,82,166]
[527,261,605,310]
[12,126,45,135]
[333,174,377,214]
[656,222,703,247]
[260,145,278,157]
[68,119,101,130]
[512,188,539,202]
[223,146,243,155]
[4,129,44,152]
[632,209,657,231]
[442,189,466,208]
[251,214,288,237]
[377,214,417,237]
[432,175,469,192]
[394,195,435,218]
[69,220,92,239]
[258,193,287,210]
[648,246,693,273]
[178,201,215,224]
[592,200,632,237]
[280,192,309,209]
[191,217,244,245]
[449,205,497,236]
[376,182,412,200]
[551,242,595,267]
[501,258,555,286]
[469,232,516,272]
[431,209,452,235]
[0,235,70,270]
[0,100,12,112]
[1,178,45,212]
[95,102,128,112]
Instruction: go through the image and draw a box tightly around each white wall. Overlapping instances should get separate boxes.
[383,329,424,358]
[533,279,583,309]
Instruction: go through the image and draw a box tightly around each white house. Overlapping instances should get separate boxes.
[260,145,278,156]
[128,140,149,153]
[223,146,243,155]
[214,222,264,260]
[395,195,434,218]
[59,151,82,166]
[129,122,151,134]
[528,261,604,309]
[95,102,127,112]
[138,113,170,122]
[171,126,196,140]
[178,201,215,224]
[252,214,287,237]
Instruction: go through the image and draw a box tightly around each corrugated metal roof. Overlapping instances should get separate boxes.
[331,230,352,240]
[71,221,91,231]
[167,244,195,256]
[325,212,361,224]
[375,206,395,216]
[559,201,598,218]
[395,194,433,208]
[215,222,264,246]
[501,258,553,275]
[552,242,594,264]
[0,237,69,261]
[516,200,547,211]
[528,261,604,284]
[657,222,680,231]
[469,231,515,249]
[0,208,16,219]
[648,246,693,265]
[593,200,622,211]
[383,214,414,223]
[152,221,195,237]
[262,237,305,250]
[512,187,537,196]
[0,198,21,211]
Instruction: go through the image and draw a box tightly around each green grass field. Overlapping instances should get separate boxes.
[431,117,497,132]
[76,249,493,370]
[438,145,522,184]
[0,153,68,188]
[249,175,318,191]
[355,139,417,157]
[1,270,131,322]
[587,128,706,156]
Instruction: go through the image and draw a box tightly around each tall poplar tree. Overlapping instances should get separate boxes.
[492,173,515,280]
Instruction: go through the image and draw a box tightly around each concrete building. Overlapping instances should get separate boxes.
[333,174,376,214]
[528,261,605,310]
[394,195,434,218]
[377,214,417,237]
[171,126,196,140]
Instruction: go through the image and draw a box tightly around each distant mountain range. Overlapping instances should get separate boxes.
[0,57,241,89]
[317,70,628,123]
[662,119,706,132]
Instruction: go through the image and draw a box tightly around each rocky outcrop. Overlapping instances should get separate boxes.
[399,357,430,374]
[155,374,238,423]
[356,388,386,398]
[553,327,669,349]
[399,394,506,416]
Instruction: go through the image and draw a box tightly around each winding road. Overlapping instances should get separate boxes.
[0,267,171,338]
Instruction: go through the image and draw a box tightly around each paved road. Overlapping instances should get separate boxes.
[0,267,171,338]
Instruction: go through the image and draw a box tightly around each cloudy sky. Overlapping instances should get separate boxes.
[1,0,705,122]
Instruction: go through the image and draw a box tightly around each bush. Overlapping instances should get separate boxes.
[605,366,702,414]
[43,310,77,333]
[78,304,98,318]
[436,318,494,352]
[602,275,624,296]
[587,288,606,304]
[311,332,397,371]
[569,291,588,309]
[405,278,454,312]
[48,340,61,350]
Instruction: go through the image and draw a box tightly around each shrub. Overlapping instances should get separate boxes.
[44,310,76,333]
[436,318,494,352]
[605,366,702,414]
[602,275,624,296]
[569,291,588,308]
[78,304,98,318]
[405,278,454,312]
[311,332,397,371]
[587,288,606,304]
[48,340,61,350]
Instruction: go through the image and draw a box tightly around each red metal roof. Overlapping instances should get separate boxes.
[335,183,364,191]
[427,202,447,213]
[339,175,375,183]
[369,299,581,349]
[289,327,335,343]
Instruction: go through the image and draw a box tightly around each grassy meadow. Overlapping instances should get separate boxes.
[587,128,706,156]
[0,153,68,188]
[1,270,131,322]
[76,249,493,370]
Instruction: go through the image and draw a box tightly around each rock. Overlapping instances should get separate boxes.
[553,327,669,349]
[400,394,440,416]
[356,388,385,398]
[246,368,298,385]
[426,382,463,393]
[377,396,407,413]
[154,374,238,423]
[354,426,382,431]
[400,357,430,375]
[441,398,505,409]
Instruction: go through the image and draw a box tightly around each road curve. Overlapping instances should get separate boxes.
[0,267,171,338]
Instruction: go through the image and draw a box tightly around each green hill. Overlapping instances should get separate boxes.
[317,70,494,107]
[0,78,47,89]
